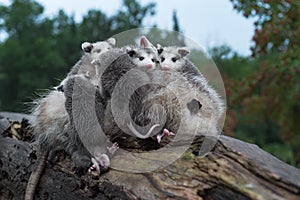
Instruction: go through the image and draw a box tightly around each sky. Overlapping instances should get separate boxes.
[0,0,255,56]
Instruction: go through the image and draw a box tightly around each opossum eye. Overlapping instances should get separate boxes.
[171,57,177,63]
[95,49,101,53]
[151,58,155,62]
[139,56,145,61]
[161,57,165,62]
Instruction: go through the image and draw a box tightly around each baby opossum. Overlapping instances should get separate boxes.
[81,37,116,62]
[156,44,206,83]
[55,38,116,91]
[63,73,119,174]
[25,90,71,200]
[138,70,224,146]
[155,45,225,142]
[100,38,162,140]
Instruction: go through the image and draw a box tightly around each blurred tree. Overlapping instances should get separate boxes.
[228,0,300,166]
[111,0,156,34]
[172,10,180,32]
[0,0,157,112]
[79,10,112,42]
[209,45,258,80]
[143,10,184,48]
[0,0,65,111]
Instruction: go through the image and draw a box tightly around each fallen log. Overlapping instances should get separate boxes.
[0,114,299,200]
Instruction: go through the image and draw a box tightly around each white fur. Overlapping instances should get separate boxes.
[56,38,116,91]
[158,46,188,71]
[84,38,116,60]
[130,49,159,70]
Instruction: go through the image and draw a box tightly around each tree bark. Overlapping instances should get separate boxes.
[0,112,299,200]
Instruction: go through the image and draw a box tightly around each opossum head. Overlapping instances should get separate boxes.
[81,37,116,60]
[156,44,190,71]
[126,47,160,70]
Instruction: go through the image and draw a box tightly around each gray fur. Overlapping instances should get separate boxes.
[55,38,116,91]
[30,90,69,153]
[157,45,225,121]
[100,46,161,139]
[63,73,113,169]
[138,70,224,142]
[26,88,90,200]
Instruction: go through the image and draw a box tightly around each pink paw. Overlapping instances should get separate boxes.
[88,158,100,173]
[156,129,175,143]
[107,142,119,156]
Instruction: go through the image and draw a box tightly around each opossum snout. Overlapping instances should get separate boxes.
[146,63,154,69]
[162,65,171,70]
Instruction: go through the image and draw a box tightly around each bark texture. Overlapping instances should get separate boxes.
[0,112,299,200]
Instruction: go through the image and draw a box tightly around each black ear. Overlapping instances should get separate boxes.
[156,44,163,55]
[127,49,136,57]
[81,42,94,53]
[187,99,202,115]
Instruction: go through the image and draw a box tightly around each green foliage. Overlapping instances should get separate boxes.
[143,27,185,47]
[111,0,156,34]
[0,0,157,112]
[172,10,180,32]
[209,45,258,79]
[224,0,300,166]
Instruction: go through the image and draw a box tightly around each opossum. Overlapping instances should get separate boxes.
[63,73,119,174]
[61,40,162,172]
[137,70,224,145]
[25,74,94,200]
[55,38,116,91]
[156,44,206,84]
[100,38,161,141]
[25,90,71,200]
[155,45,225,142]
[81,38,116,61]
[58,36,160,171]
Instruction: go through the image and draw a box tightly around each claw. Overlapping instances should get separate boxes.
[156,132,163,143]
[164,128,175,136]
[107,142,119,156]
[156,129,175,143]
[88,158,100,174]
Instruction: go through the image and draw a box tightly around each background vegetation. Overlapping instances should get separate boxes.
[0,0,299,167]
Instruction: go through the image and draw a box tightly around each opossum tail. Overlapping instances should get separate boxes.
[127,121,160,139]
[25,151,48,200]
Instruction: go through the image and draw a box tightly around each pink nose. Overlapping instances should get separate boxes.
[146,63,153,69]
[162,65,170,70]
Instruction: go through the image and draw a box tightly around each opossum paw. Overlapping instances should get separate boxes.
[107,142,119,156]
[91,59,100,65]
[89,154,110,175]
[156,133,163,143]
[163,128,175,136]
[156,129,175,143]
[89,158,101,174]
